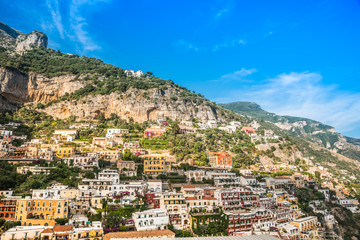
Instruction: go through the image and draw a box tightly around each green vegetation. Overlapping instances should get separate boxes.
[191,211,228,236]
[162,124,257,168]
[141,139,169,150]
[221,101,360,163]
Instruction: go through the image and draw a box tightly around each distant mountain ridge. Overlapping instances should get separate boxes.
[220,101,360,161]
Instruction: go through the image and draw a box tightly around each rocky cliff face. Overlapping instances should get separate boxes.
[43,88,219,122]
[0,66,220,122]
[15,31,48,54]
[0,67,84,105]
[0,21,47,54]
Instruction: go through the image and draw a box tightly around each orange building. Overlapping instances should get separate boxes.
[207,151,232,168]
[0,198,17,220]
[144,127,167,138]
[241,127,255,135]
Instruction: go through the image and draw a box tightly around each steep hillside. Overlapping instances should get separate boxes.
[0,24,240,123]
[221,101,360,161]
[1,22,360,183]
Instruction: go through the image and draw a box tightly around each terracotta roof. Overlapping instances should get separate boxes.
[185,197,197,200]
[53,225,73,232]
[41,228,54,233]
[182,185,195,188]
[117,160,135,163]
[103,230,175,240]
[203,197,217,200]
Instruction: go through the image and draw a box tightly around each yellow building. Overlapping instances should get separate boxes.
[291,205,303,219]
[91,197,103,209]
[15,199,69,226]
[276,193,290,204]
[142,154,173,175]
[73,223,103,240]
[26,147,39,159]
[290,216,319,235]
[56,147,74,159]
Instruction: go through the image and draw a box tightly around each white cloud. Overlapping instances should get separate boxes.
[212,38,246,51]
[215,8,230,18]
[215,68,257,83]
[46,0,64,39]
[217,71,360,136]
[173,40,199,52]
[214,0,235,19]
[264,31,273,38]
[69,0,103,51]
[42,0,109,52]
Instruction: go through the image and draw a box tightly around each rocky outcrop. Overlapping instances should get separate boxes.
[0,97,16,111]
[0,67,85,106]
[15,31,48,54]
[0,21,47,54]
[43,88,220,122]
[0,66,221,123]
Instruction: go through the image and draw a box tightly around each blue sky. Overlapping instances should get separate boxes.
[1,0,360,138]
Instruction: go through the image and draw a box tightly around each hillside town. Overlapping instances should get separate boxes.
[0,117,356,240]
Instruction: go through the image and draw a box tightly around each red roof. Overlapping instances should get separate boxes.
[203,197,217,200]
[53,225,73,232]
[41,228,53,233]
[185,197,197,200]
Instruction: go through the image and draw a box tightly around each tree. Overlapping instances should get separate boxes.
[55,218,69,225]
[168,224,175,232]
[3,221,21,231]
[99,159,111,169]
[0,218,5,227]
[84,172,95,179]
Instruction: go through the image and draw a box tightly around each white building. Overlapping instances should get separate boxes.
[240,176,258,186]
[53,130,78,137]
[279,223,299,238]
[1,226,49,240]
[207,120,218,128]
[64,155,99,171]
[106,129,130,138]
[160,192,189,230]
[230,121,242,127]
[98,169,120,184]
[133,209,169,231]
[147,180,163,193]
[0,129,13,136]
[124,70,144,77]
[185,170,206,182]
